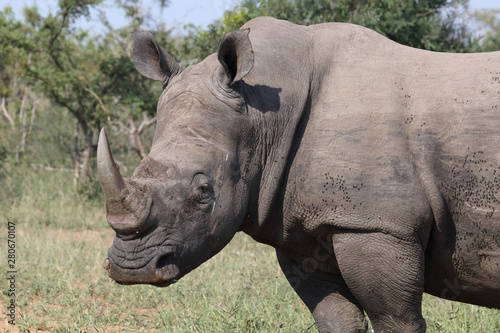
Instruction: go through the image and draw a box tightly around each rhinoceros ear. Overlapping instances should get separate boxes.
[131,31,183,86]
[217,28,254,85]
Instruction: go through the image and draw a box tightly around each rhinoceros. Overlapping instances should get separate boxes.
[98,16,500,332]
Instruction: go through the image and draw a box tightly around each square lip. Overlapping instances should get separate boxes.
[106,251,180,287]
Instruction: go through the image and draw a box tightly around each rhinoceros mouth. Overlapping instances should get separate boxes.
[104,252,180,287]
[108,241,175,269]
[105,227,183,286]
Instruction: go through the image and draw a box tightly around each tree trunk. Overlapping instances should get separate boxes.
[15,86,29,160]
[79,129,93,185]
[73,123,80,190]
[20,87,29,155]
[129,117,146,158]
[111,114,155,159]
[29,103,37,134]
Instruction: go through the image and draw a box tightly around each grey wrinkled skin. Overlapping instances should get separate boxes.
[98,17,500,332]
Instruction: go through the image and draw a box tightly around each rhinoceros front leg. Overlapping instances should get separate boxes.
[332,232,427,333]
[276,251,367,333]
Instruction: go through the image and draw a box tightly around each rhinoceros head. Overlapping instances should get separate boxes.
[99,29,257,286]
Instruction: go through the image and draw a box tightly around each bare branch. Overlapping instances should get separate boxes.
[85,87,110,114]
[110,120,129,132]
[137,114,157,133]
[1,97,15,128]
[416,8,437,18]
[113,158,128,174]
[129,117,146,158]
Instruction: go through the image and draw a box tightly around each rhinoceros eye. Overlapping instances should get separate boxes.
[197,183,213,204]
[191,174,214,205]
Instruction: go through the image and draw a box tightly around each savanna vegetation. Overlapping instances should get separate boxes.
[1,0,500,331]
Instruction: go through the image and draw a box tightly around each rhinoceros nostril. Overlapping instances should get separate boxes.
[153,253,179,286]
[156,254,172,272]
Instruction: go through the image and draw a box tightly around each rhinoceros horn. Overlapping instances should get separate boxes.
[97,128,152,234]
[97,128,126,201]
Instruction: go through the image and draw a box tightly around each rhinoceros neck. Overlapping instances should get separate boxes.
[237,19,316,236]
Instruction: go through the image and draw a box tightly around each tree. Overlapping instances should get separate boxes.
[473,9,500,52]
[95,0,174,160]
[8,1,112,188]
[183,0,479,62]
[0,7,39,164]
[1,0,171,193]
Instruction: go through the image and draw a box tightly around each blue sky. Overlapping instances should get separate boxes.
[4,0,500,36]
[5,0,236,35]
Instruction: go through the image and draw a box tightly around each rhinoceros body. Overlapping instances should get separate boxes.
[98,17,500,332]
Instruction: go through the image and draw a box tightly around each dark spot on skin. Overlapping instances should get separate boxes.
[446,151,500,222]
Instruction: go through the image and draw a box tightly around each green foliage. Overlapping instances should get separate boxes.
[0,8,30,97]
[21,1,117,131]
[0,1,167,191]
[181,22,225,62]
[474,9,500,52]
[222,0,474,52]
[181,0,481,63]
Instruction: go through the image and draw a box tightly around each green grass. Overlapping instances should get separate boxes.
[6,228,311,332]
[0,168,499,332]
